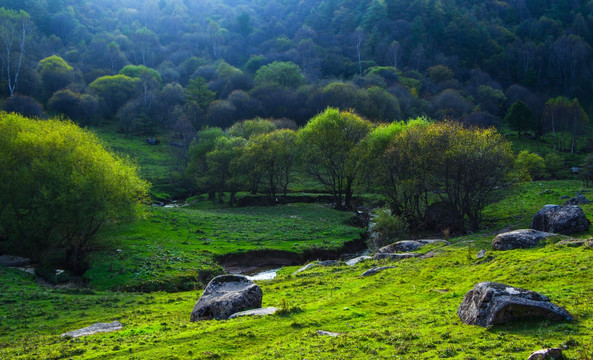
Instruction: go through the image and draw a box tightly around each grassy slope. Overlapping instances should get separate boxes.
[1,180,593,359]
[85,201,363,291]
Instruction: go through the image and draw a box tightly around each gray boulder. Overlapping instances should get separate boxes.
[190,275,262,321]
[563,195,589,206]
[492,229,558,250]
[530,204,590,235]
[377,239,448,253]
[374,252,420,260]
[457,282,572,327]
[527,348,564,360]
[60,321,122,338]
[229,307,279,319]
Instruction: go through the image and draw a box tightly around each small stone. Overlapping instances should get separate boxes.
[60,321,122,338]
[316,330,341,337]
[527,348,563,360]
[292,262,318,274]
[476,249,486,259]
[361,266,394,277]
[346,256,372,266]
[229,307,280,319]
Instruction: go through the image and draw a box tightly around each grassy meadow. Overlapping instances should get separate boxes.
[2,128,593,359]
[1,180,593,359]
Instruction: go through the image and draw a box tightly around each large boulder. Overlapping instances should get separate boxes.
[457,282,572,327]
[530,204,590,235]
[377,239,448,253]
[190,275,262,321]
[491,229,558,250]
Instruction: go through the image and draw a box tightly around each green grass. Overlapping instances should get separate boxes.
[85,201,364,291]
[2,180,593,359]
[88,125,184,200]
[1,239,592,359]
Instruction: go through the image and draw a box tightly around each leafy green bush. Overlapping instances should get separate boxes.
[0,113,149,272]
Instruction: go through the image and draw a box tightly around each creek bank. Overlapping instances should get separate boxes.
[218,236,367,275]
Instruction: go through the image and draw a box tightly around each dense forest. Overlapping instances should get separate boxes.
[1,0,592,135]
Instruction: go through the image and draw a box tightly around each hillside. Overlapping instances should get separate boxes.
[1,181,593,359]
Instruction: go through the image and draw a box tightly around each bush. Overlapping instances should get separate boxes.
[515,150,546,181]
[0,113,149,273]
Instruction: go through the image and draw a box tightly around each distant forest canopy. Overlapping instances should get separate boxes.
[0,0,592,139]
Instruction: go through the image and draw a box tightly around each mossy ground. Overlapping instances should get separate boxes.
[1,180,593,359]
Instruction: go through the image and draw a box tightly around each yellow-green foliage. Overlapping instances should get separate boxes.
[298,107,373,208]
[515,150,546,181]
[0,112,149,269]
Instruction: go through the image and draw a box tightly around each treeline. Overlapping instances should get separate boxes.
[187,108,515,232]
[0,0,592,150]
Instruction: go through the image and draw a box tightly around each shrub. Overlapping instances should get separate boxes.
[0,113,149,272]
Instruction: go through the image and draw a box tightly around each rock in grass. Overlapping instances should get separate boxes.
[346,256,372,266]
[457,282,572,327]
[190,275,262,321]
[316,330,341,337]
[292,260,339,274]
[491,229,558,250]
[530,204,590,235]
[361,266,394,277]
[377,239,448,253]
[229,307,280,319]
[527,348,564,360]
[563,195,589,206]
[556,238,587,247]
[373,252,420,260]
[60,321,122,338]
[476,249,487,258]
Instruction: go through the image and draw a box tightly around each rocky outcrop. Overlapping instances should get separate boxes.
[491,229,558,250]
[190,275,262,321]
[373,253,420,260]
[60,321,123,338]
[229,307,280,319]
[530,205,590,235]
[457,282,572,327]
[527,348,564,360]
[377,239,449,253]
